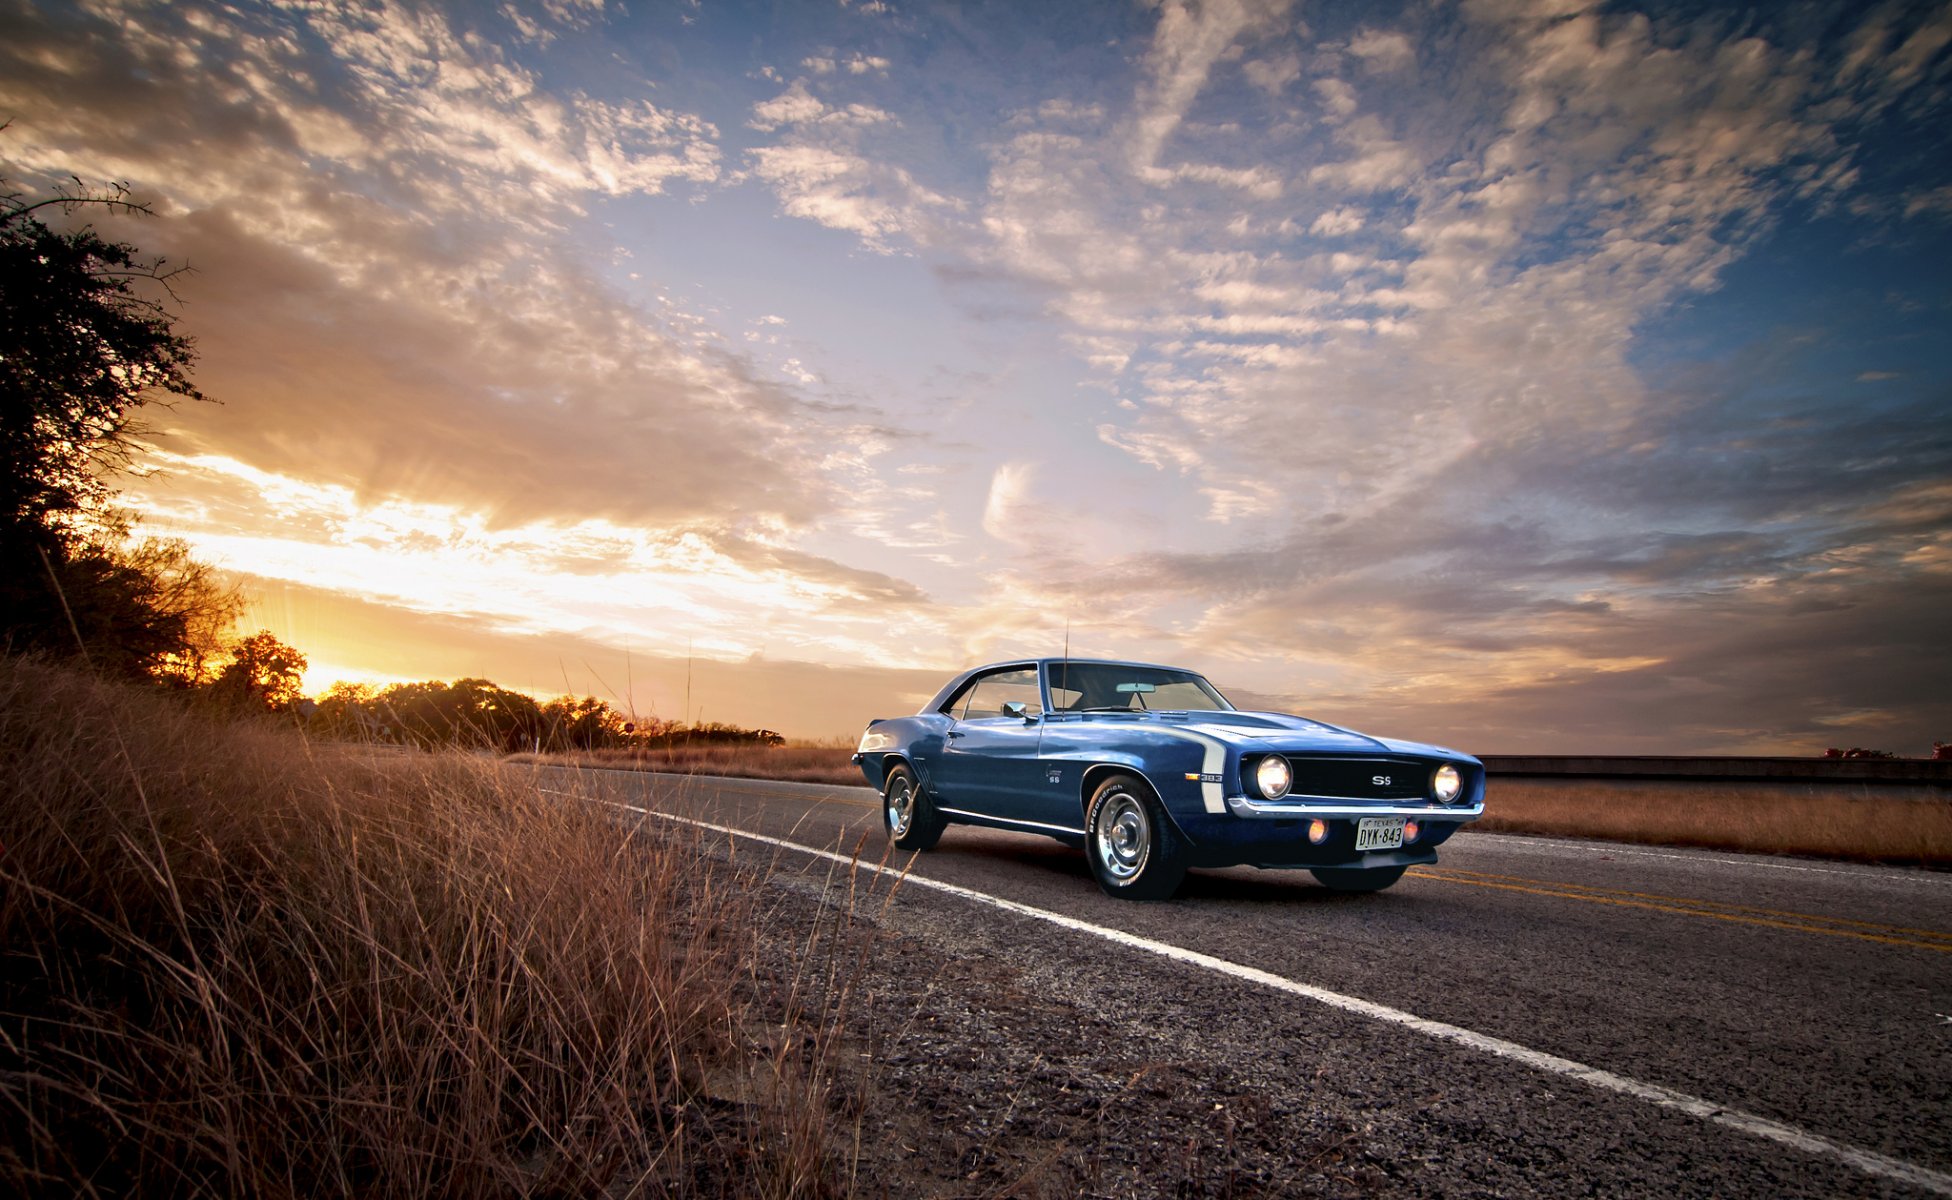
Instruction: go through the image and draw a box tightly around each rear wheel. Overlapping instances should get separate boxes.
[1310,865,1408,892]
[1085,774,1186,901]
[882,763,944,851]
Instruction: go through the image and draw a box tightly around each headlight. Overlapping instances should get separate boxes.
[1434,763,1462,803]
[1256,755,1292,800]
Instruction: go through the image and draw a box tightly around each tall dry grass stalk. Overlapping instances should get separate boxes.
[0,659,856,1197]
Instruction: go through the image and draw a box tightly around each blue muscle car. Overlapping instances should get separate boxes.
[852,658,1484,900]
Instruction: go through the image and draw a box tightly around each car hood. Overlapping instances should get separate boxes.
[1130,710,1472,761]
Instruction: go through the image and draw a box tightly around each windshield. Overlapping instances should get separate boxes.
[1046,663,1234,713]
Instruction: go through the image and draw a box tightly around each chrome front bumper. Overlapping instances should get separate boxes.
[1224,793,1485,820]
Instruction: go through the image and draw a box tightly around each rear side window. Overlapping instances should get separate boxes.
[942,667,1042,719]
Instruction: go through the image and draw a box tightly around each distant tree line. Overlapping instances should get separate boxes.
[312,676,784,753]
[171,627,785,752]
[1828,744,1952,761]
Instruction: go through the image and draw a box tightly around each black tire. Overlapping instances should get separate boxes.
[1310,865,1408,893]
[1085,773,1186,901]
[882,763,945,851]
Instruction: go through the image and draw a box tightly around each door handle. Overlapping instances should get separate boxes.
[946,731,965,740]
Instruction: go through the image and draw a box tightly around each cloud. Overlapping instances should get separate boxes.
[1311,77,1359,120]
[743,72,959,251]
[1129,0,1295,172]
[1308,206,1365,235]
[127,448,939,674]
[1346,28,1414,73]
[748,80,894,131]
[981,461,1039,543]
[0,2,849,532]
[748,143,957,250]
[750,81,834,129]
[976,127,1171,322]
[1243,52,1302,95]
[1306,114,1418,187]
[1902,185,1952,219]
[1168,161,1283,197]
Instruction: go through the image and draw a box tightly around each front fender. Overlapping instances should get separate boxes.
[1061,737,1224,842]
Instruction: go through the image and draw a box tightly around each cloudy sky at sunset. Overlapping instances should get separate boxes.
[3,0,1948,751]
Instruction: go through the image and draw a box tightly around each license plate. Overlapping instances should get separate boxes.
[1354,816,1405,851]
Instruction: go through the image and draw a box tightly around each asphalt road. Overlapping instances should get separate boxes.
[542,766,1952,1197]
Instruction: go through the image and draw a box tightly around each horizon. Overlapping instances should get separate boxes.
[2,0,1947,753]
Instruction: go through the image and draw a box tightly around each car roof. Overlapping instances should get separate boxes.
[972,657,1201,674]
[919,658,1218,715]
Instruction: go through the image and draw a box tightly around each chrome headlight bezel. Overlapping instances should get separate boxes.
[1433,763,1463,803]
[1255,754,1293,800]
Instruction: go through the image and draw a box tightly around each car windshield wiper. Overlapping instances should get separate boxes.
[1078,706,1145,713]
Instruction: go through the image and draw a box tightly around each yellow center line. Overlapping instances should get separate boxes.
[1407,870,1952,953]
[1422,867,1952,941]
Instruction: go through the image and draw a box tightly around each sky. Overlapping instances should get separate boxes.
[2,0,1948,752]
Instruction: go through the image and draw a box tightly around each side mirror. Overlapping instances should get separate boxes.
[1002,701,1030,719]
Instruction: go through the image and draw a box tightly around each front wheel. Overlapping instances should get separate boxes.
[1310,865,1408,893]
[882,764,945,851]
[1085,774,1186,901]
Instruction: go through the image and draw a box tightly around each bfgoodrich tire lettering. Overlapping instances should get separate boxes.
[1310,864,1408,892]
[883,763,945,851]
[1085,773,1187,901]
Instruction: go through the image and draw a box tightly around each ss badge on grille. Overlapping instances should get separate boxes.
[1373,775,1392,786]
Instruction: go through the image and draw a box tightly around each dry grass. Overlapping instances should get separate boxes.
[521,744,863,787]
[1475,777,1952,865]
[0,659,862,1197]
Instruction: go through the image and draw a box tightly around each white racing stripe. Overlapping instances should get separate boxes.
[1155,726,1227,812]
[565,786,1952,1198]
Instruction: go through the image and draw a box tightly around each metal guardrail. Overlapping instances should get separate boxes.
[1479,755,1952,787]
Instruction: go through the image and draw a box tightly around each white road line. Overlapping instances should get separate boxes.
[566,788,1952,1198]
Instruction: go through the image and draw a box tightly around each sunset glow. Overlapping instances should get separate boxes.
[3,0,1947,749]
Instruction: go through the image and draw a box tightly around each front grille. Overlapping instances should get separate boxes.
[1283,757,1431,801]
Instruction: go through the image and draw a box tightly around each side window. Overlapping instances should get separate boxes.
[951,667,1043,720]
[938,679,980,720]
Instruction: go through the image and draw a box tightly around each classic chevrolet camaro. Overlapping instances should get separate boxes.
[852,658,1484,900]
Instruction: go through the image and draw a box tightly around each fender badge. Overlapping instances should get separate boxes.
[1185,772,1224,784]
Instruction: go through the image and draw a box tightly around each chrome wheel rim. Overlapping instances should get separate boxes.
[1093,792,1149,882]
[886,776,914,837]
